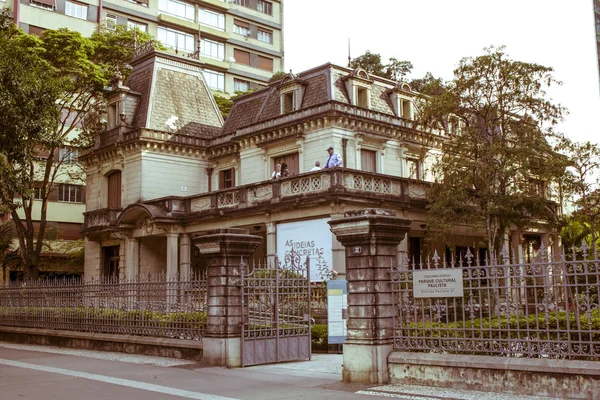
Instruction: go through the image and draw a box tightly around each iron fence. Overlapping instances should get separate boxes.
[391,243,600,360]
[0,274,207,340]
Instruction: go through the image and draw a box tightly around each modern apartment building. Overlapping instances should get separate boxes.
[8,0,284,94]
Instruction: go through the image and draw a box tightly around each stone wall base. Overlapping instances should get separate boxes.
[202,337,241,367]
[389,352,600,400]
[343,343,393,384]
[0,326,203,361]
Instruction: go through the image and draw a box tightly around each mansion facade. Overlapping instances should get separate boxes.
[81,47,559,280]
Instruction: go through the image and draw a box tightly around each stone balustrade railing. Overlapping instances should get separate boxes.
[83,208,123,229]
[83,169,425,230]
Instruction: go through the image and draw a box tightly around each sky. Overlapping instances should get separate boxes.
[283,0,600,144]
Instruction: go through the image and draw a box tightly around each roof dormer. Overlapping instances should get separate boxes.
[345,68,374,109]
[276,72,306,114]
[388,81,415,120]
[104,72,141,130]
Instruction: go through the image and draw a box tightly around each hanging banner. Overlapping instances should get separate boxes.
[276,218,333,282]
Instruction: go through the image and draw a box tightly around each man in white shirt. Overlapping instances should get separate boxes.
[310,161,321,171]
[323,146,342,168]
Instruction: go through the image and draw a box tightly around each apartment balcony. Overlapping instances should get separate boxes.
[82,169,426,232]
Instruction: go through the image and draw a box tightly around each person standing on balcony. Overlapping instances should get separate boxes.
[272,163,282,179]
[310,161,321,171]
[323,146,342,168]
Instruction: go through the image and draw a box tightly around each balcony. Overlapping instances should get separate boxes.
[82,169,426,231]
[83,208,122,230]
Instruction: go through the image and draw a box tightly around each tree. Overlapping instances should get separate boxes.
[419,46,568,256]
[268,71,287,83]
[213,89,259,120]
[350,51,413,81]
[0,12,155,279]
[561,140,600,248]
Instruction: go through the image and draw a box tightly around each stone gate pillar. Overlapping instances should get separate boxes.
[195,228,261,367]
[329,209,411,384]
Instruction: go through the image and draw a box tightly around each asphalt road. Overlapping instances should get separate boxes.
[0,342,561,400]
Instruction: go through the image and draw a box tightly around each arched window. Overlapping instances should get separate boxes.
[107,171,122,209]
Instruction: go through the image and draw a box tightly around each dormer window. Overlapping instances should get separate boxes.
[389,82,415,120]
[357,87,369,108]
[282,91,295,113]
[345,68,373,109]
[276,72,306,115]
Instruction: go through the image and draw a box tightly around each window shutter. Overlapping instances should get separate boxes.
[234,49,250,65]
[218,170,225,189]
[258,56,273,71]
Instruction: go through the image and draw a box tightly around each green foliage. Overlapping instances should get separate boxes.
[0,307,207,328]
[311,323,328,350]
[350,50,413,81]
[0,13,154,278]
[403,310,600,359]
[419,46,568,253]
[269,71,287,83]
[213,89,260,120]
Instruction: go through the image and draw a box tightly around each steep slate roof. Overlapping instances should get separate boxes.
[222,63,405,137]
[148,68,222,138]
[124,51,223,138]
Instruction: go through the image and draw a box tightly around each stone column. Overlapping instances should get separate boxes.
[329,209,411,384]
[125,236,139,279]
[265,222,277,268]
[397,238,409,270]
[166,233,179,278]
[195,228,261,367]
[179,234,191,280]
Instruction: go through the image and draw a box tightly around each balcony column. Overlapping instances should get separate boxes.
[266,222,277,267]
[179,234,191,280]
[399,145,408,178]
[329,209,412,384]
[397,238,408,270]
[206,168,214,193]
[166,233,179,278]
[125,236,139,279]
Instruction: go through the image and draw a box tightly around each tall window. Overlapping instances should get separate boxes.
[232,0,248,6]
[233,20,250,36]
[106,14,117,30]
[200,39,225,60]
[127,20,147,32]
[158,26,195,52]
[158,0,194,21]
[234,78,250,92]
[198,8,224,30]
[407,159,420,180]
[203,69,224,91]
[257,0,272,15]
[107,171,122,209]
[65,1,87,20]
[59,147,79,164]
[257,28,272,44]
[58,184,83,203]
[357,87,369,108]
[219,169,235,189]
[361,149,377,173]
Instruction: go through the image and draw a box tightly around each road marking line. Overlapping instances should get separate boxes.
[356,390,445,400]
[0,358,240,400]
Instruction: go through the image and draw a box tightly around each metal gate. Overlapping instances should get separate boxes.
[240,254,312,367]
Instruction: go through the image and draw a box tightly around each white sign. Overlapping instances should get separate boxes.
[413,269,464,298]
[276,218,332,282]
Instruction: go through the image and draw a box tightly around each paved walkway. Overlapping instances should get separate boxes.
[0,342,561,400]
